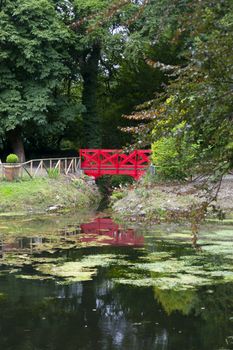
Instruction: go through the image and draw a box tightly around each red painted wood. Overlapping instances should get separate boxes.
[80,149,151,180]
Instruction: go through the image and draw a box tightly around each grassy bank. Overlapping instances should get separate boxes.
[111,175,233,224]
[0,176,100,214]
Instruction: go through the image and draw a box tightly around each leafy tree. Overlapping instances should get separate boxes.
[98,58,165,148]
[0,0,151,157]
[68,0,150,148]
[0,0,79,160]
[123,0,233,176]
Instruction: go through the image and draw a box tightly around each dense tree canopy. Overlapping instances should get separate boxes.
[0,0,232,177]
[123,0,233,177]
[0,0,81,160]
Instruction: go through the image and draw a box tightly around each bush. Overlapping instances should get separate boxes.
[152,136,199,180]
[6,154,19,163]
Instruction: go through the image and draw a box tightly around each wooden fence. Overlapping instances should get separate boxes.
[0,157,81,179]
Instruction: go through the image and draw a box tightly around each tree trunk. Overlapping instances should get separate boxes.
[6,127,25,162]
[80,43,102,148]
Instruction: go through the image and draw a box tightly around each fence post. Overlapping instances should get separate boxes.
[149,164,156,175]
[65,159,67,174]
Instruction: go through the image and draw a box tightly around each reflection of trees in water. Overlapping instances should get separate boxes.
[153,283,233,349]
[91,278,169,350]
[0,272,233,350]
[154,288,198,316]
[0,276,169,350]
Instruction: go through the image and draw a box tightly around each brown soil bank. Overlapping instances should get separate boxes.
[111,176,233,224]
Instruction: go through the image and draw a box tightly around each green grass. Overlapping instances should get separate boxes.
[0,177,99,214]
[0,178,50,198]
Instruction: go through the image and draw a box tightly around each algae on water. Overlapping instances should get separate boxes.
[0,214,232,293]
[17,254,129,284]
[114,226,233,291]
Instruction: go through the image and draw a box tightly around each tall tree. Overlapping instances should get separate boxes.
[0,0,73,160]
[122,0,233,175]
[68,0,148,148]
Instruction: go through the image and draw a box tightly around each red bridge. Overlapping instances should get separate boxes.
[79,149,151,180]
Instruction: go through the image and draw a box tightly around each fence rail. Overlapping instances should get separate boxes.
[0,157,81,179]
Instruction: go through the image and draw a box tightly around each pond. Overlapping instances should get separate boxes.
[0,212,232,350]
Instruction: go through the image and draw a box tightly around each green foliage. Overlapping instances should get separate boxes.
[6,154,19,163]
[161,2,233,173]
[68,0,155,148]
[1,0,232,170]
[96,175,134,200]
[99,58,165,147]
[152,134,199,180]
[0,0,82,151]
[125,0,233,176]
[47,168,60,179]
[0,0,188,153]
[67,0,138,148]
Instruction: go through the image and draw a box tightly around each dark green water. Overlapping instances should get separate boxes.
[0,215,232,350]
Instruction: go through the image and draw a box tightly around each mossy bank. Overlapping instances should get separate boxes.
[0,176,100,215]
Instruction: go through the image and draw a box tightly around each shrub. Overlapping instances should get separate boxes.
[152,136,199,180]
[6,154,19,163]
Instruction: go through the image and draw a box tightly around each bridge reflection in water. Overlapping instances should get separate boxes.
[80,217,144,247]
[0,218,144,258]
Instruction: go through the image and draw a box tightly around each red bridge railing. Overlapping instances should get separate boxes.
[79,149,151,180]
